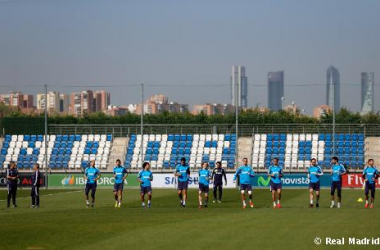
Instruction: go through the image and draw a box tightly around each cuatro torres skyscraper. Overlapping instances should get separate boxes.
[326,65,340,113]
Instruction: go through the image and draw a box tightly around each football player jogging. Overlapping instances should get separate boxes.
[362,159,379,209]
[30,163,42,208]
[6,161,19,208]
[268,158,284,209]
[137,162,153,209]
[113,159,128,208]
[211,161,227,203]
[84,160,101,208]
[330,157,346,208]
[174,157,190,208]
[233,158,255,209]
[307,158,323,208]
[198,162,211,209]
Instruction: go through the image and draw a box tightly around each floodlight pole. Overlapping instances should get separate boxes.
[44,84,48,189]
[332,81,336,156]
[235,79,239,169]
[140,83,144,167]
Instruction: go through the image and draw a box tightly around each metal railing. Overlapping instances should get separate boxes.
[47,123,378,137]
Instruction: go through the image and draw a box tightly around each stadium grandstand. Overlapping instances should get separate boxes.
[0,129,377,173]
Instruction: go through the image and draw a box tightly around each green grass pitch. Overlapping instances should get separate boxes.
[0,188,379,250]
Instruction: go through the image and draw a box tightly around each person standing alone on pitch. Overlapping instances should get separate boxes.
[6,161,19,208]
[198,162,211,209]
[113,159,128,208]
[233,158,255,209]
[174,157,190,208]
[268,158,284,209]
[84,160,101,208]
[30,163,42,208]
[137,162,153,209]
[362,159,379,209]
[330,157,346,208]
[307,158,323,208]
[212,161,227,203]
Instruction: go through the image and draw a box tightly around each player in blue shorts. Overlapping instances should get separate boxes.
[233,158,255,209]
[198,162,211,209]
[362,159,379,209]
[174,157,190,208]
[268,158,283,209]
[307,158,323,208]
[84,160,101,208]
[137,162,153,208]
[330,157,346,208]
[113,159,128,208]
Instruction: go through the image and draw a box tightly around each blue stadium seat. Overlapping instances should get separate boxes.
[225,134,231,141]
[318,134,325,141]
[81,161,88,168]
[174,134,180,141]
[49,162,56,169]
[187,134,193,141]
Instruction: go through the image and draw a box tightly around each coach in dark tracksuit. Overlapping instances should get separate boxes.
[212,161,227,203]
[31,163,41,208]
[6,161,19,208]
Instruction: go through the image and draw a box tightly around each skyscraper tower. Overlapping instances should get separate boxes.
[268,71,284,111]
[326,65,340,113]
[231,66,248,108]
[361,72,374,115]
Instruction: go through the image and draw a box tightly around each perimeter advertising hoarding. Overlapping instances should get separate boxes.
[342,174,380,188]
[0,173,45,187]
[47,173,332,188]
[48,173,139,188]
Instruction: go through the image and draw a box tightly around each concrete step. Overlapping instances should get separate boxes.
[108,137,129,170]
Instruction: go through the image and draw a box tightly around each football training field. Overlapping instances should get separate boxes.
[1,188,379,250]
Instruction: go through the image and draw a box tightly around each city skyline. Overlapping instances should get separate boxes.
[0,86,378,119]
[0,1,379,114]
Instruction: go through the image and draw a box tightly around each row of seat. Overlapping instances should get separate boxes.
[0,134,113,170]
[125,134,236,169]
[256,133,365,141]
[5,134,112,142]
[252,133,366,169]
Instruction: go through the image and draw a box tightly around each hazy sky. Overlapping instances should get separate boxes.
[0,0,379,114]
